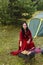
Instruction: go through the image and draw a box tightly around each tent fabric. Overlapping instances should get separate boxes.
[28,18,43,38]
[34,12,43,19]
[38,21,43,36]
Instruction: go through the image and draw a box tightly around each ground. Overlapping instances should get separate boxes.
[0,25,43,65]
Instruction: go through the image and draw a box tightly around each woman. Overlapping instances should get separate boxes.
[10,22,35,55]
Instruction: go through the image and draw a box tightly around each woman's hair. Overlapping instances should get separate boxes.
[21,21,29,35]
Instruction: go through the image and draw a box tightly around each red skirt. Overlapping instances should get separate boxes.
[10,40,35,55]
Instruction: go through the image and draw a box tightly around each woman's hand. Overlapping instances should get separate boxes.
[27,39,30,44]
[29,47,35,51]
[20,41,22,47]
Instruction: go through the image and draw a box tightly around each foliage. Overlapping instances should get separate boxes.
[0,0,9,25]
[0,0,36,25]
[37,0,43,10]
[0,0,43,25]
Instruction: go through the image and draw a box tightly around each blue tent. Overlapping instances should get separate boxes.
[28,18,43,38]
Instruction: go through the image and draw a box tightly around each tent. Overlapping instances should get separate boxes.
[28,18,43,38]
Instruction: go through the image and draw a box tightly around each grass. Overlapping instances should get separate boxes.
[0,25,43,65]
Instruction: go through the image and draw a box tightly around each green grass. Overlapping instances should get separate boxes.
[0,25,43,65]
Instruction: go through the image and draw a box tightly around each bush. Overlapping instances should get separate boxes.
[37,1,43,10]
[0,0,36,26]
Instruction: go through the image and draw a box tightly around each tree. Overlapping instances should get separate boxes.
[37,0,43,10]
[0,0,9,25]
[7,0,36,25]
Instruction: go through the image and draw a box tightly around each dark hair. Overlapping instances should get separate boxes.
[21,21,29,35]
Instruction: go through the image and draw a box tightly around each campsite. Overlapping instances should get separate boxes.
[0,11,43,65]
[0,0,43,65]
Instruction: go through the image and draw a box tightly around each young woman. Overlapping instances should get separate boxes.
[10,22,35,55]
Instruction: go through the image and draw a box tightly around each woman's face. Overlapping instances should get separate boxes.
[23,23,27,30]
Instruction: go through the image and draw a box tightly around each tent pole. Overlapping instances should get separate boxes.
[34,19,42,38]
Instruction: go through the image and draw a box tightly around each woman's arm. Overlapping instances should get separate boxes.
[27,39,31,44]
[29,29,33,40]
[19,41,22,47]
[27,29,33,44]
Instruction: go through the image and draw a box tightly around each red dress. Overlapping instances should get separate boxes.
[10,29,35,55]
